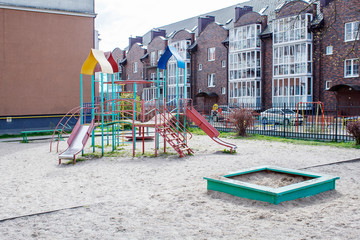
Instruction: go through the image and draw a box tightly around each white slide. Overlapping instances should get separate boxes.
[58,118,95,164]
[59,125,89,159]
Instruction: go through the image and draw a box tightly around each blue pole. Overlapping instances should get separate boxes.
[91,74,95,152]
[176,66,179,130]
[157,68,160,109]
[101,73,104,156]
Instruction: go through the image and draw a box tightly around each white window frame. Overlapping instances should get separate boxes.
[150,52,156,66]
[150,72,156,80]
[133,62,138,73]
[273,14,312,45]
[198,89,202,93]
[208,73,215,87]
[222,60,226,68]
[198,64,202,71]
[345,21,359,42]
[157,50,163,62]
[325,80,332,90]
[229,50,261,80]
[326,46,333,55]
[344,58,359,78]
[229,24,261,51]
[222,87,226,94]
[208,47,215,61]
[273,43,312,77]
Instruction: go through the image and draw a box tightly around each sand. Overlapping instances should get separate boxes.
[0,134,359,239]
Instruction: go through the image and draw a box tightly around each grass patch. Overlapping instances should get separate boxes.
[187,127,207,135]
[234,134,360,149]
[222,149,237,154]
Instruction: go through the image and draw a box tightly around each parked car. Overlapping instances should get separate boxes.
[344,116,360,126]
[260,108,303,125]
[211,105,234,122]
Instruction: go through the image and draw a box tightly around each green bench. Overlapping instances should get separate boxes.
[21,129,63,143]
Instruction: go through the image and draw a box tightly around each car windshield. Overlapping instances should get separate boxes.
[283,109,295,114]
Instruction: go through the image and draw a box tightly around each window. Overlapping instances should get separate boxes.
[325,81,332,90]
[222,87,226,94]
[273,14,312,45]
[208,47,215,61]
[222,60,226,68]
[198,64,202,71]
[208,74,215,87]
[345,59,359,77]
[133,62,138,73]
[158,50,163,61]
[326,46,333,55]
[273,43,311,76]
[150,52,156,66]
[150,72,156,80]
[229,50,261,80]
[141,72,144,79]
[198,89,202,93]
[229,24,261,51]
[345,21,359,42]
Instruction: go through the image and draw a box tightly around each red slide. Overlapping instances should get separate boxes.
[186,107,237,152]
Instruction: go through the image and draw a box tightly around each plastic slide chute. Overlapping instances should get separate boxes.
[58,118,95,164]
[186,106,237,152]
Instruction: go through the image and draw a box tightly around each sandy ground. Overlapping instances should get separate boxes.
[0,134,359,239]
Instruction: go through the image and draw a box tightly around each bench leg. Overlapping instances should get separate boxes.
[73,156,76,164]
[59,158,61,165]
[23,133,28,143]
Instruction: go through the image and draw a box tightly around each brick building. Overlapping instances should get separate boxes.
[189,16,229,113]
[0,0,96,134]
[115,0,359,114]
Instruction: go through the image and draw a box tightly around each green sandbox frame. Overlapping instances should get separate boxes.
[204,166,339,205]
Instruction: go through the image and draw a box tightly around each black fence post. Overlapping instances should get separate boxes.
[283,103,286,138]
[335,101,338,142]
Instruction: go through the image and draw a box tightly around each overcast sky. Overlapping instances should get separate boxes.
[95,0,246,51]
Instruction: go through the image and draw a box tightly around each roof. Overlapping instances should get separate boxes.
[157,46,185,69]
[140,52,149,61]
[187,41,198,52]
[81,49,113,75]
[140,0,283,46]
[195,92,219,98]
[328,84,360,92]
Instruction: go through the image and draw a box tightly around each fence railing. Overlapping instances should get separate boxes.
[189,102,359,142]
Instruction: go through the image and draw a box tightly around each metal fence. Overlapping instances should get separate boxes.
[190,102,360,142]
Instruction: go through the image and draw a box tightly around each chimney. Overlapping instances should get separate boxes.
[198,15,215,35]
[128,36,143,49]
[320,0,331,7]
[262,15,268,29]
[235,5,253,22]
[150,29,166,41]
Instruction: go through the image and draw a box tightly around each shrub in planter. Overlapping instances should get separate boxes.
[347,120,360,145]
[229,108,255,137]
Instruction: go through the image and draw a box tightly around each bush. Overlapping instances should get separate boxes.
[229,108,255,137]
[347,120,360,145]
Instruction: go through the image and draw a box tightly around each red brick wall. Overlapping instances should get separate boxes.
[0,8,94,116]
[124,43,146,95]
[192,23,228,113]
[313,0,360,107]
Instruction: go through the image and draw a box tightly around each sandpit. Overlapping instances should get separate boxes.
[0,134,359,239]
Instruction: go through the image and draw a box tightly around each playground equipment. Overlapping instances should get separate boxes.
[204,165,339,204]
[51,47,236,164]
[296,101,326,131]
